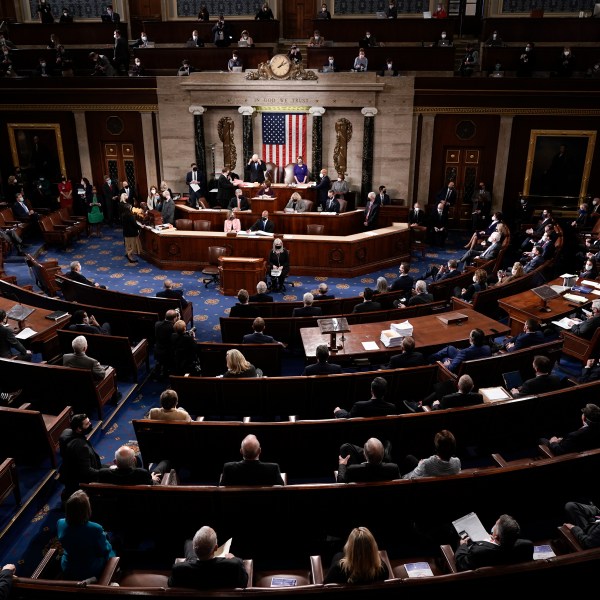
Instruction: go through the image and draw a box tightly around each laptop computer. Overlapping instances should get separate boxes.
[502,370,523,392]
[376,11,387,18]
[322,66,334,73]
[237,39,249,47]
[231,66,243,73]
[423,11,432,18]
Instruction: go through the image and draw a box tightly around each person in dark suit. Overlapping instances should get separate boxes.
[570,300,600,340]
[37,0,54,23]
[185,163,203,208]
[322,189,340,213]
[292,293,323,317]
[0,564,16,598]
[504,319,544,352]
[242,317,284,345]
[154,309,177,378]
[212,16,233,47]
[521,209,553,248]
[101,175,119,225]
[428,201,449,246]
[62,335,106,381]
[12,192,40,222]
[352,287,382,313]
[563,500,600,549]
[246,154,267,183]
[102,5,120,23]
[538,403,600,455]
[432,374,483,410]
[303,344,342,375]
[216,168,236,208]
[580,358,600,383]
[168,526,248,589]
[429,328,491,374]
[65,260,103,288]
[313,168,331,209]
[383,336,425,370]
[186,29,204,48]
[249,210,274,233]
[0,309,32,360]
[97,445,167,485]
[314,282,335,300]
[228,189,251,212]
[396,280,433,308]
[459,230,502,266]
[267,239,290,292]
[229,289,259,318]
[249,281,273,303]
[220,434,284,486]
[68,310,111,336]
[522,244,545,274]
[436,181,456,205]
[408,201,427,228]
[377,185,390,205]
[157,279,189,309]
[390,262,414,295]
[334,377,397,418]
[112,30,129,74]
[363,192,380,229]
[455,514,533,571]
[423,258,461,282]
[337,438,400,483]
[511,355,564,397]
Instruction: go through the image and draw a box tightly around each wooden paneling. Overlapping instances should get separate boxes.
[141,20,279,44]
[481,17,600,43]
[7,22,129,45]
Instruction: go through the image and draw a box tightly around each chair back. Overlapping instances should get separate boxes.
[175,219,193,231]
[283,164,295,185]
[193,220,212,231]
[338,198,348,213]
[303,200,314,212]
[307,224,324,235]
[208,245,227,266]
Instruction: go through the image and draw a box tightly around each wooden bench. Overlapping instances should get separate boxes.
[25,254,63,297]
[57,330,149,382]
[560,327,600,364]
[56,275,193,324]
[0,404,72,467]
[0,207,31,239]
[196,341,283,377]
[39,215,78,247]
[0,358,117,420]
[0,458,21,508]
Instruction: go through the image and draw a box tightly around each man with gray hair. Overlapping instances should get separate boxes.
[62,335,106,381]
[65,260,104,288]
[314,282,335,300]
[396,280,433,308]
[337,437,400,483]
[249,280,273,302]
[292,292,323,317]
[459,230,502,266]
[168,525,248,589]
[363,191,380,229]
[97,444,168,485]
[570,299,600,340]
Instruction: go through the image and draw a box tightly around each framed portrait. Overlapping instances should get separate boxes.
[523,130,596,199]
[7,123,66,181]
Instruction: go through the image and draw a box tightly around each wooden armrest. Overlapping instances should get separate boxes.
[97,556,120,586]
[557,525,584,552]
[436,361,457,381]
[310,555,324,584]
[439,544,458,573]
[538,444,554,458]
[243,559,253,587]
[491,453,508,467]
[18,402,32,410]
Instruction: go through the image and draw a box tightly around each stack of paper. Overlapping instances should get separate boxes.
[380,329,403,347]
[582,280,600,289]
[551,317,580,329]
[391,320,413,337]
[563,293,589,304]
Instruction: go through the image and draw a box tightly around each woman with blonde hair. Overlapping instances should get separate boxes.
[224,209,241,232]
[324,526,388,584]
[496,261,524,286]
[223,348,260,378]
[375,276,389,295]
[285,191,307,213]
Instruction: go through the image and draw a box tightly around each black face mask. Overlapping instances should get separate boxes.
[262,217,267,221]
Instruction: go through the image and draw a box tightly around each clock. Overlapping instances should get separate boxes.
[270,54,292,78]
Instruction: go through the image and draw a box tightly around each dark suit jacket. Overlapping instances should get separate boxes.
[546,423,600,455]
[517,374,563,396]
[353,300,382,313]
[221,460,284,486]
[435,391,483,410]
[314,175,331,207]
[323,197,340,213]
[246,160,266,183]
[250,218,274,233]
[303,361,343,375]
[430,208,448,228]
[65,270,96,287]
[292,306,323,317]
[157,288,189,308]
[390,274,414,294]
[230,304,259,318]
[11,201,32,220]
[437,269,461,281]
[97,467,153,485]
[216,175,235,205]
[507,330,544,352]
[314,293,335,300]
[242,332,275,344]
[387,351,425,370]
[436,187,457,204]
[228,196,251,211]
[0,324,28,358]
[169,557,248,589]
[336,398,398,418]
[249,293,273,303]
[407,292,433,306]
[364,202,380,229]
[377,193,390,205]
[337,461,400,483]
[447,344,492,373]
[186,170,202,193]
[154,319,175,362]
[58,429,102,486]
[523,254,545,273]
[570,315,600,340]
[455,539,533,571]
[409,209,426,226]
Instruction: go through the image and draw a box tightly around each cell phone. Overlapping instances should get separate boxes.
[190,326,197,333]
[458,530,468,540]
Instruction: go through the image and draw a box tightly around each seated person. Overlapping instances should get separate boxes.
[402,430,461,478]
[522,244,545,273]
[131,31,152,48]
[147,389,191,422]
[378,58,398,76]
[267,239,290,292]
[358,31,378,48]
[459,231,502,266]
[229,289,259,318]
[437,30,453,47]
[429,328,491,374]
[62,335,106,381]
[292,292,322,317]
[177,59,195,76]
[511,355,563,397]
[220,434,284,486]
[317,3,331,19]
[314,282,335,300]
[98,445,167,484]
[374,277,388,295]
[569,299,600,340]
[228,188,251,211]
[171,320,200,376]
[433,2,448,18]
[563,500,600,549]
[334,376,397,418]
[352,287,382,313]
[255,2,274,20]
[324,527,389,584]
[308,29,325,47]
[0,309,32,360]
[494,262,525,286]
[580,256,598,280]
[383,336,425,369]
[337,438,400,483]
[242,317,284,345]
[303,343,342,375]
[156,278,189,308]
[432,375,483,410]
[458,44,479,76]
[65,260,104,288]
[485,30,504,46]
[223,209,242,233]
[538,403,600,455]
[222,348,260,378]
[455,514,532,571]
[395,279,433,308]
[227,51,242,72]
[285,191,308,213]
[323,189,340,213]
[464,211,502,250]
[322,55,338,72]
[249,280,273,302]
[423,259,461,282]
[390,262,414,295]
[186,29,205,48]
[257,178,275,197]
[503,319,544,352]
[238,30,254,47]
[168,525,248,589]
[57,490,115,581]
[288,44,302,64]
[67,309,111,336]
[353,48,368,71]
[455,268,487,303]
[249,210,274,233]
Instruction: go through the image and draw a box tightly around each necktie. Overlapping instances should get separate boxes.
[446,188,450,200]
[237,199,241,209]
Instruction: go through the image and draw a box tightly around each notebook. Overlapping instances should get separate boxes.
[423,11,432,18]
[502,370,523,391]
[6,304,35,321]
[322,65,334,73]
[231,66,243,73]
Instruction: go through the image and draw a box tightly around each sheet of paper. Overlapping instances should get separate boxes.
[404,562,434,578]
[214,538,232,557]
[190,183,200,192]
[452,512,489,542]
[16,327,37,339]
[361,341,379,351]
[480,387,511,401]
[552,317,580,329]
[533,545,556,560]
[582,279,600,289]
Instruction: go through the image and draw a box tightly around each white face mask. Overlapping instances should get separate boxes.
[193,35,198,40]
[441,33,446,39]
[141,36,147,41]
[493,34,497,39]
[41,62,46,67]
[366,34,371,38]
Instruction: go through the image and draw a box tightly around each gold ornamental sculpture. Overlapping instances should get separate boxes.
[246,54,318,81]
[217,117,237,171]
[333,118,352,176]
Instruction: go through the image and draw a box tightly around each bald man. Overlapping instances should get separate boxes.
[246,153,266,183]
[337,437,400,483]
[97,445,170,485]
[220,434,284,486]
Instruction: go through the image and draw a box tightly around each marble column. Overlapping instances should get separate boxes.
[493,116,514,214]
[309,106,326,178]
[188,105,207,194]
[417,114,435,207]
[238,106,255,173]
[141,112,158,189]
[73,111,92,179]
[360,107,378,206]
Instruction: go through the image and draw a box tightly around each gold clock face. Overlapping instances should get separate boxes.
[270,54,292,78]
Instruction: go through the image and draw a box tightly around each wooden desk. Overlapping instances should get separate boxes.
[0,297,69,359]
[481,17,600,43]
[300,308,509,364]
[219,256,265,296]
[7,22,129,45]
[498,279,595,336]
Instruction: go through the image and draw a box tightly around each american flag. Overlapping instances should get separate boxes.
[262,113,306,166]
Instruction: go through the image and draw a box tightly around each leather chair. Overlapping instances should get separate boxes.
[202,246,227,288]
[303,200,314,212]
[306,224,324,235]
[174,219,193,231]
[193,220,212,231]
[337,198,348,213]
